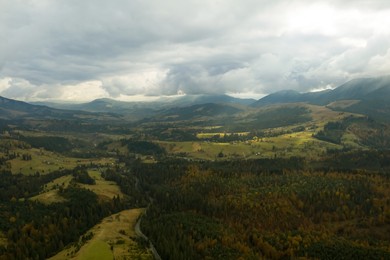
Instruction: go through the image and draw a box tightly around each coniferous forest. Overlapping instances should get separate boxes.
[137,156,390,259]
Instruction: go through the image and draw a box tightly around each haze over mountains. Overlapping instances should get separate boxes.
[0,95,121,122]
[1,75,390,123]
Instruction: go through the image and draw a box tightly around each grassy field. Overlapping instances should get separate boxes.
[31,170,125,204]
[78,170,124,201]
[30,189,67,205]
[49,209,153,260]
[30,175,73,204]
[8,148,116,175]
[305,103,362,127]
[30,170,124,204]
[158,104,368,160]
[77,240,113,260]
[326,100,360,109]
[44,175,74,191]
[196,132,250,139]
[161,131,342,160]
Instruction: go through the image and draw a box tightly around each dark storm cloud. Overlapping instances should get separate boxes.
[0,0,390,101]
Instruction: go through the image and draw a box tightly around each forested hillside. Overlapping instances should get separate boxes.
[0,163,146,259]
[137,157,390,259]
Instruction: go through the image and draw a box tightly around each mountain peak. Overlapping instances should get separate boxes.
[156,94,255,107]
[275,89,301,95]
[331,75,390,98]
[251,89,303,107]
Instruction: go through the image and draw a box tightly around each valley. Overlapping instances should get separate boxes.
[0,76,390,259]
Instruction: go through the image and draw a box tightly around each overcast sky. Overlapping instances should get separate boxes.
[1,0,390,102]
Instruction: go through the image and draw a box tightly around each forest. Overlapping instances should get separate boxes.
[137,156,390,259]
[1,128,390,259]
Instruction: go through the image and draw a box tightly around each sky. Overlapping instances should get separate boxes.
[1,0,390,102]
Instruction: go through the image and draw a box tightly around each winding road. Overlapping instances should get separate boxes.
[134,176,162,260]
[135,214,162,260]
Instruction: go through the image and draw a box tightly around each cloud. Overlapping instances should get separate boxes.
[0,0,390,101]
[0,78,109,102]
[0,78,38,100]
[0,78,11,93]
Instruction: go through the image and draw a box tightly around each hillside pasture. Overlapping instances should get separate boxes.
[196,132,250,139]
[8,148,116,175]
[30,170,124,204]
[306,104,362,127]
[326,100,361,110]
[161,130,342,160]
[49,208,153,260]
[77,170,124,201]
[30,189,67,205]
[30,175,73,204]
[158,104,366,160]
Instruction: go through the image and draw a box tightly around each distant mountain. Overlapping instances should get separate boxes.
[71,98,155,114]
[1,96,72,120]
[32,98,139,112]
[323,76,390,102]
[0,96,120,121]
[144,103,244,123]
[157,94,255,107]
[31,99,158,121]
[32,94,255,116]
[252,76,390,107]
[251,90,303,106]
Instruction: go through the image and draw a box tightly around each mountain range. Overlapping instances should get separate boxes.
[1,75,390,123]
[0,95,121,121]
[32,94,254,114]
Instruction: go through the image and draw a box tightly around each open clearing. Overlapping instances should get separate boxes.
[30,175,73,204]
[8,148,116,175]
[30,189,67,204]
[306,104,362,126]
[31,170,124,204]
[196,132,250,139]
[49,208,153,260]
[78,170,124,201]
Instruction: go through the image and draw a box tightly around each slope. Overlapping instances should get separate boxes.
[252,75,390,107]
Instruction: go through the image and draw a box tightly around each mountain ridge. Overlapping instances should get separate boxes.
[30,94,255,115]
[252,75,390,107]
[0,95,121,121]
[2,75,390,123]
